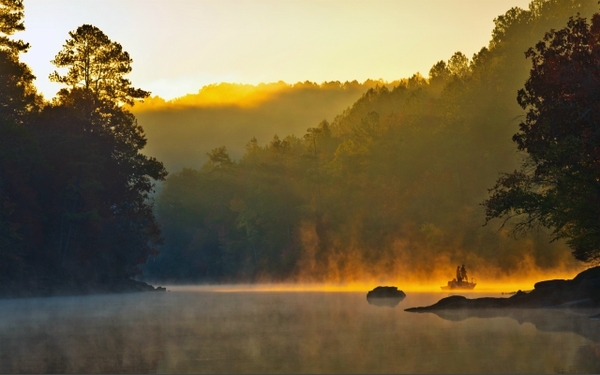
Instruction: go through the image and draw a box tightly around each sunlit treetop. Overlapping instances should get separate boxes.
[0,0,28,53]
[49,24,149,106]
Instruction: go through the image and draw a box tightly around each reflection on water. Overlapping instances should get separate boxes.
[366,296,403,307]
[421,306,600,374]
[0,289,599,373]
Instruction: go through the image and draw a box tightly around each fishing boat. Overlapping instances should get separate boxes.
[442,265,476,290]
[441,279,476,290]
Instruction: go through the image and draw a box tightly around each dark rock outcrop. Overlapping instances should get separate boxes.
[367,286,406,307]
[405,266,600,313]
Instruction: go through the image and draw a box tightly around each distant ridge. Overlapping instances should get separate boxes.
[133,79,397,172]
[132,79,399,111]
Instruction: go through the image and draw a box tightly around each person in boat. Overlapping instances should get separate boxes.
[456,266,463,283]
[460,264,468,283]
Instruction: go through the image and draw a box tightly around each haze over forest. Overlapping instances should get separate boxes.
[131,80,397,172]
[2,0,600,294]
[139,0,600,284]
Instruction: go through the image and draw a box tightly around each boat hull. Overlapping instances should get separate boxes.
[441,281,476,290]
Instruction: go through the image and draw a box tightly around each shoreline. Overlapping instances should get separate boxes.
[405,266,600,314]
[0,278,166,299]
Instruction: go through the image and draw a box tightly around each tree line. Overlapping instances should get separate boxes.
[2,0,600,289]
[0,1,165,292]
[132,79,399,173]
[145,0,600,283]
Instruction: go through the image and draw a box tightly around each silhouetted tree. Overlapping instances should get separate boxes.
[40,24,167,280]
[206,146,234,171]
[0,0,43,286]
[0,0,38,122]
[447,52,471,78]
[484,14,600,263]
[50,24,149,106]
[0,0,28,53]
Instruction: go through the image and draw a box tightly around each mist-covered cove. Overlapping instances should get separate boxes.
[6,1,600,373]
[1,289,598,374]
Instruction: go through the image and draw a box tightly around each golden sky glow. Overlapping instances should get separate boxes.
[21,0,531,100]
[134,81,294,110]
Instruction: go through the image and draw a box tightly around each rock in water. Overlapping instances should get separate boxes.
[367,286,406,307]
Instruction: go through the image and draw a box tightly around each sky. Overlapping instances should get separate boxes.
[20,0,532,101]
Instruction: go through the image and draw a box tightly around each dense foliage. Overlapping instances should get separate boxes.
[484,13,600,263]
[145,0,600,283]
[0,4,165,292]
[2,0,599,289]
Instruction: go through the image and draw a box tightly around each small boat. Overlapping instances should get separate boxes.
[441,279,476,290]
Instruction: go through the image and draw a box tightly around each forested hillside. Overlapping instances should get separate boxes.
[131,80,397,172]
[2,0,599,292]
[144,0,600,284]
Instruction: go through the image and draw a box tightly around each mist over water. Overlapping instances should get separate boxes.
[1,288,598,373]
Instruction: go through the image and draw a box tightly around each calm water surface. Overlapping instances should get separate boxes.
[1,288,599,373]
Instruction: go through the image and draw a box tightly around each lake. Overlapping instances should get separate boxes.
[1,287,599,373]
